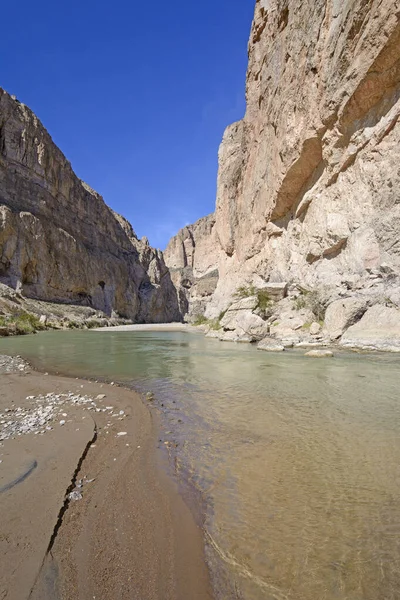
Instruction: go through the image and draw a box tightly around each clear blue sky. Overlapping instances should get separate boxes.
[3,1,254,249]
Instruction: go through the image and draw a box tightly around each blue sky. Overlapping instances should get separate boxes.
[3,1,254,249]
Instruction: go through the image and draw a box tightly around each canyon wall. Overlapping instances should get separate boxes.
[164,213,221,319]
[166,0,400,346]
[0,88,180,322]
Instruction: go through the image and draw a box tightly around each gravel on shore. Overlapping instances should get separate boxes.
[0,355,212,600]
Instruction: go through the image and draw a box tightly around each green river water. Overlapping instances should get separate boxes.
[0,329,399,600]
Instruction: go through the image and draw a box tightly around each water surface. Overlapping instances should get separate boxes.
[1,330,399,600]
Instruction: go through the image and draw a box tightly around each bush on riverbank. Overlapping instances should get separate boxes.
[193,314,222,330]
[0,312,45,336]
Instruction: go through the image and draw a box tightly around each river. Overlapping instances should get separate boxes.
[1,329,399,600]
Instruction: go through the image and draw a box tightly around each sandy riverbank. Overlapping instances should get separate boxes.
[0,356,212,600]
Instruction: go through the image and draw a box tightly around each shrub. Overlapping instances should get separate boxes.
[234,285,257,299]
[193,314,223,330]
[0,311,48,335]
[9,312,44,334]
[234,286,273,311]
[256,290,272,311]
[293,289,326,321]
[308,291,327,321]
[86,319,102,329]
[193,314,209,326]
[294,296,307,310]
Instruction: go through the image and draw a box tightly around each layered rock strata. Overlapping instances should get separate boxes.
[0,89,180,322]
[166,0,400,350]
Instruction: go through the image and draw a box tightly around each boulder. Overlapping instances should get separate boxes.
[219,330,254,343]
[258,282,288,302]
[305,350,334,358]
[281,336,301,348]
[226,296,259,312]
[220,298,267,339]
[324,298,368,340]
[257,338,285,352]
[309,322,321,335]
[270,310,313,339]
[340,305,400,352]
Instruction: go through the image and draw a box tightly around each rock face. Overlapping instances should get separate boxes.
[166,0,400,349]
[324,297,368,340]
[220,296,267,339]
[341,305,400,352]
[0,89,180,322]
[164,214,221,320]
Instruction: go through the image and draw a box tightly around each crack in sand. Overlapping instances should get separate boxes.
[28,419,97,599]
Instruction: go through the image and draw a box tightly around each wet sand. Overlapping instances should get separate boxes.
[0,358,212,600]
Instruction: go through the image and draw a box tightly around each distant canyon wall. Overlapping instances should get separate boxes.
[166,0,400,319]
[164,214,221,319]
[0,88,181,322]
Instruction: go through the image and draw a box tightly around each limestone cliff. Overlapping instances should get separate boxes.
[164,214,221,319]
[166,0,400,349]
[0,88,180,322]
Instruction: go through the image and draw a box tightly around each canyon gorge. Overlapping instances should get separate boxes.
[1,0,400,350]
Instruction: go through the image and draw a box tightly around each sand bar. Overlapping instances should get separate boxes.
[0,355,212,600]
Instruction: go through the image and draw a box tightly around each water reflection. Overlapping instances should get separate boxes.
[0,330,399,599]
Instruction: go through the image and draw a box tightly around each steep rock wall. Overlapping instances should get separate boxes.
[164,214,221,318]
[167,0,400,322]
[0,89,181,322]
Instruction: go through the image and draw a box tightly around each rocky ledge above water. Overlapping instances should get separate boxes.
[193,281,400,354]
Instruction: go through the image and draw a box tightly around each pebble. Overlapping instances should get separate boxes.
[0,388,119,440]
[0,357,130,442]
[117,432,127,436]
[0,355,30,374]
[68,490,83,501]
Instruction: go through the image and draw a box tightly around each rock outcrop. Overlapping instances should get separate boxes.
[166,0,400,350]
[0,89,180,322]
[341,304,400,352]
[164,214,221,320]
